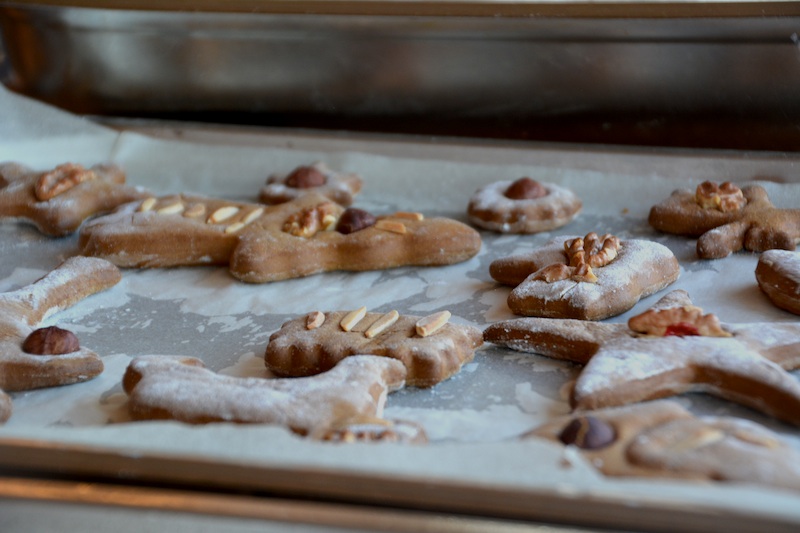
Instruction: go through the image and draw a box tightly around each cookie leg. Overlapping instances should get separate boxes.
[697,219,749,259]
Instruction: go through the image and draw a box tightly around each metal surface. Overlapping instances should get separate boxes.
[1,2,800,124]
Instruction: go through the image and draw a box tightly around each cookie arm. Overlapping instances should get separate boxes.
[483,318,619,364]
[0,256,121,326]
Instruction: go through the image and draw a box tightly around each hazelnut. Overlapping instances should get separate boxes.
[285,166,327,188]
[22,326,80,355]
[558,416,616,450]
[504,177,547,200]
[336,208,377,234]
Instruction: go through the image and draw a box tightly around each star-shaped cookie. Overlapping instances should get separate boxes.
[123,354,408,437]
[489,233,679,320]
[484,290,800,426]
[649,181,800,259]
[528,400,800,491]
[0,256,121,422]
[0,162,148,236]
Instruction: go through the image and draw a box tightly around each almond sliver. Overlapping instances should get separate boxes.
[364,310,399,338]
[340,306,367,332]
[306,311,326,330]
[208,206,240,224]
[138,197,157,212]
[375,220,407,234]
[157,202,185,215]
[415,310,451,337]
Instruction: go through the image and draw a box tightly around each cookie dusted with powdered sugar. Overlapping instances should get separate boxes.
[485,290,800,427]
[649,181,800,259]
[123,355,406,437]
[527,401,800,492]
[266,308,482,387]
[0,162,149,236]
[259,162,362,206]
[756,249,800,315]
[490,232,679,320]
[0,256,121,422]
[467,177,581,233]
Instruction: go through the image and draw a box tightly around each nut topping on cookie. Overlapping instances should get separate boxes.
[157,201,185,215]
[306,311,326,330]
[283,201,342,237]
[365,310,400,338]
[208,206,239,224]
[22,326,80,355]
[34,163,98,201]
[374,219,407,234]
[138,197,158,212]
[695,181,746,212]
[340,306,367,332]
[628,305,731,338]
[336,207,376,234]
[415,310,451,337]
[504,177,547,200]
[558,416,616,450]
[285,165,327,188]
[532,232,621,284]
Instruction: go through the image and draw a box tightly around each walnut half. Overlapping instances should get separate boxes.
[695,181,745,212]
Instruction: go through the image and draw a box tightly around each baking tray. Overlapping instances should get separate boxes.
[2,0,800,125]
[4,86,800,532]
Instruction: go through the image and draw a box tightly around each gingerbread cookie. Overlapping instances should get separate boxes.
[489,232,679,320]
[649,181,800,259]
[230,193,482,282]
[756,249,800,315]
[81,193,481,282]
[484,290,800,426]
[123,355,406,436]
[0,256,120,421]
[467,177,581,233]
[528,401,800,492]
[79,194,268,267]
[266,308,482,387]
[0,162,148,236]
[259,162,362,206]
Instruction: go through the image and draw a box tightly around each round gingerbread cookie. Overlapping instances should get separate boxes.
[259,162,362,206]
[467,177,581,234]
[756,249,800,315]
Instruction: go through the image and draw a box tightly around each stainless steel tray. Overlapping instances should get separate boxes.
[4,82,800,532]
[2,0,800,124]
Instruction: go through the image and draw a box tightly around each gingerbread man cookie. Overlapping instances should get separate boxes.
[489,232,679,320]
[485,290,800,426]
[756,249,800,315]
[467,177,581,233]
[259,162,362,206]
[266,308,482,387]
[649,181,800,259]
[81,193,481,282]
[0,256,121,422]
[123,355,406,437]
[0,162,149,236]
[528,401,800,492]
